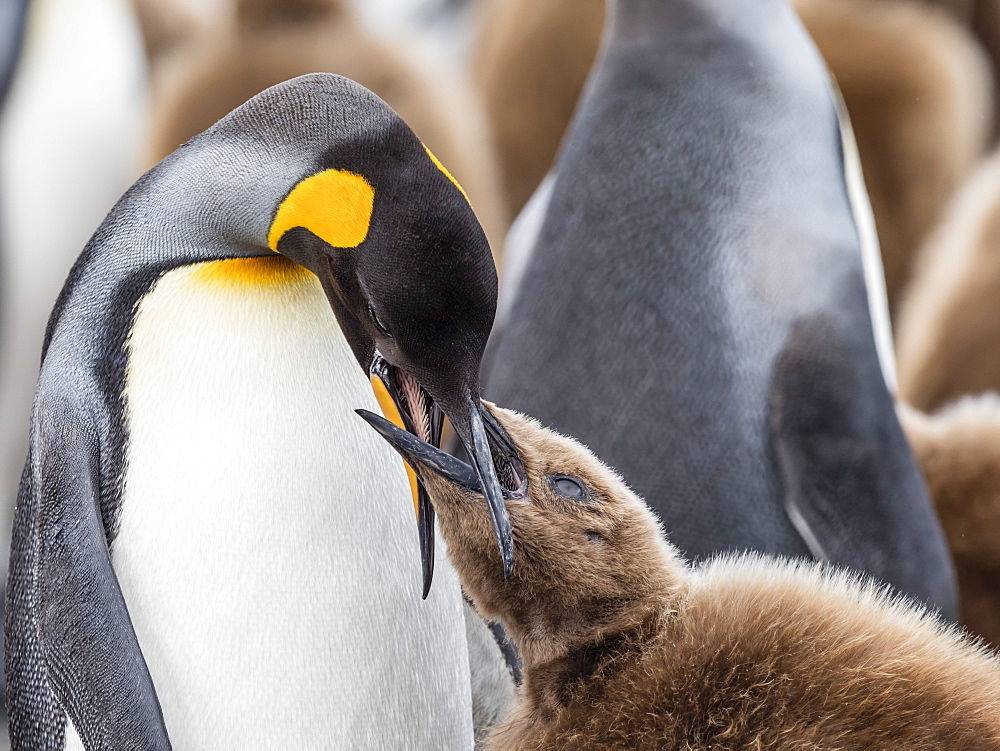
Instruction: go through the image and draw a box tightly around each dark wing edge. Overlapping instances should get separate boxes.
[5,397,171,749]
[767,287,959,620]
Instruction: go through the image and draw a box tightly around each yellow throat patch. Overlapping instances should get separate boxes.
[189,255,313,288]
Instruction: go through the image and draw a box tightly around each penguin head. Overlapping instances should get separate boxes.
[270,130,495,413]
[253,75,522,595]
[358,404,685,662]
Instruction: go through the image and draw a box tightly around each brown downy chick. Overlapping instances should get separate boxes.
[899,398,1000,646]
[360,404,1000,750]
[897,149,1000,411]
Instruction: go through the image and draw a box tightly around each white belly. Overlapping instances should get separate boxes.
[112,259,474,749]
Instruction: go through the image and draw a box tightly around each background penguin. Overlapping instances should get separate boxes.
[5,73,519,748]
[0,0,148,598]
[364,405,1000,750]
[793,0,992,319]
[0,0,28,107]
[483,0,957,614]
[472,0,992,317]
[0,0,144,729]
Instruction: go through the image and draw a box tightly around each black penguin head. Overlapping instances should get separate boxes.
[272,125,494,389]
[265,110,521,595]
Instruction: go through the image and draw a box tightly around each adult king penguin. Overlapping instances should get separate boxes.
[6,73,520,749]
[486,0,957,615]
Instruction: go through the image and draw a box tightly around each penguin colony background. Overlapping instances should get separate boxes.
[2,0,1000,748]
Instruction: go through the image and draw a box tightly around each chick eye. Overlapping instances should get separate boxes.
[367,304,392,337]
[550,474,585,499]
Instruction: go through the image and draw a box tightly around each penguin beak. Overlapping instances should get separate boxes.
[357,409,481,493]
[358,407,523,580]
[365,355,523,583]
[447,396,521,579]
[369,353,441,600]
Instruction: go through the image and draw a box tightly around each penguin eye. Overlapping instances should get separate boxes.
[367,304,392,337]
[549,475,586,500]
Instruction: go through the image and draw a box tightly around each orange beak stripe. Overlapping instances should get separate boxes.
[370,375,420,519]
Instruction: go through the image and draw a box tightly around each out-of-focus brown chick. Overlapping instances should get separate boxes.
[134,0,508,261]
[897,149,1000,410]
[900,398,1000,646]
[471,0,603,220]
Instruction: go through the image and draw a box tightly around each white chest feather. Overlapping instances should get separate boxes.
[110,260,475,749]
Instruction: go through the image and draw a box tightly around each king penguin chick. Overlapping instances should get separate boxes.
[897,147,1000,411]
[362,404,1000,750]
[6,73,520,749]
[899,398,1000,647]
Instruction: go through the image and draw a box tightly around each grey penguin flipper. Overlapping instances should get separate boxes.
[7,396,169,749]
[768,284,958,619]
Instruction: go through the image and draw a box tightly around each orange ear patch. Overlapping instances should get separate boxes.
[268,169,375,252]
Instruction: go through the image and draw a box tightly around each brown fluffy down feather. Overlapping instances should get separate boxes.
[137,0,508,261]
[896,149,1000,411]
[130,0,200,65]
[471,0,603,220]
[471,0,990,315]
[926,0,1000,136]
[899,398,1000,648]
[415,406,1000,749]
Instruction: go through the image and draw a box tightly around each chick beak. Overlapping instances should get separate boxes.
[357,394,521,580]
[459,398,516,578]
[418,393,520,579]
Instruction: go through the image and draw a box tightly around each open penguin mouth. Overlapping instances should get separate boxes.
[370,351,443,449]
[480,405,528,498]
[369,351,526,495]
[368,350,526,596]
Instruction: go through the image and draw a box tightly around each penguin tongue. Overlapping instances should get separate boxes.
[398,370,431,442]
[394,368,438,598]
